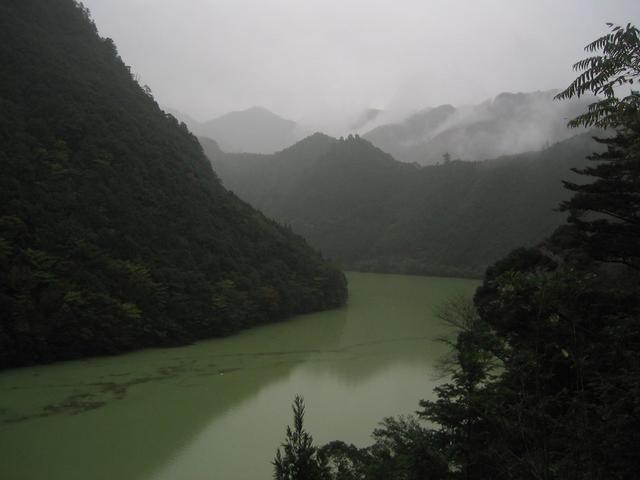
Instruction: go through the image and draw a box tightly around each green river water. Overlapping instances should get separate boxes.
[0,272,478,480]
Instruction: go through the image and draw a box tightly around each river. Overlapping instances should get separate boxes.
[0,272,478,480]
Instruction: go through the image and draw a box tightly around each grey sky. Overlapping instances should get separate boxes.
[82,0,640,126]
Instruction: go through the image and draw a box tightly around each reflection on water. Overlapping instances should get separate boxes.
[0,272,477,480]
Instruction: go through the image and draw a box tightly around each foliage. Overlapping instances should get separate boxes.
[323,417,449,480]
[274,396,329,480]
[205,132,598,278]
[427,24,640,477]
[555,23,640,270]
[0,0,346,368]
[555,23,640,128]
[276,23,640,480]
[560,126,640,269]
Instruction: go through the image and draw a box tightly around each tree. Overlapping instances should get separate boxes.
[318,417,449,480]
[273,22,640,480]
[0,0,348,368]
[274,396,328,480]
[418,297,501,480]
[555,23,640,269]
[555,23,640,129]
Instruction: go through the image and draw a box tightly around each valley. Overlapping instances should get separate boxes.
[1,1,638,479]
[204,132,598,277]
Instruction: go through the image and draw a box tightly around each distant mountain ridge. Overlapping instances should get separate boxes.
[167,106,304,154]
[203,132,599,277]
[363,90,595,165]
[349,108,384,131]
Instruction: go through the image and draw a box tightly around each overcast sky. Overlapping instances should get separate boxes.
[82,0,640,126]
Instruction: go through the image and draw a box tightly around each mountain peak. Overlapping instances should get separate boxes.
[218,106,294,124]
[197,106,300,154]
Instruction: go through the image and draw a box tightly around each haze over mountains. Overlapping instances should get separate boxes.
[1,0,602,368]
[192,89,600,278]
[169,90,593,165]
[4,2,639,479]
[202,131,598,277]
[168,106,305,154]
[362,90,595,164]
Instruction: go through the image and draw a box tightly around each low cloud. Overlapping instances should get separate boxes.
[82,0,640,126]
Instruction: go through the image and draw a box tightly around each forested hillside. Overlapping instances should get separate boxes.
[205,132,598,277]
[273,23,640,480]
[0,0,346,368]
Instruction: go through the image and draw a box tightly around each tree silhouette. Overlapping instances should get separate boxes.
[556,23,640,268]
[273,396,328,480]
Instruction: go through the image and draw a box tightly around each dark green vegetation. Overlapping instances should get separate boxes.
[274,24,640,480]
[0,0,346,368]
[205,131,598,277]
[274,396,328,480]
[362,91,595,165]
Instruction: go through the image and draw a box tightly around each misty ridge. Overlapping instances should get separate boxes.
[362,89,596,164]
[3,1,640,479]
[164,85,603,278]
[165,106,305,155]
[201,129,599,277]
[166,89,595,165]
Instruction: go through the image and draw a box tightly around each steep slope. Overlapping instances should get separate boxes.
[0,0,346,368]
[202,132,341,209]
[208,133,597,277]
[363,91,594,165]
[162,106,202,132]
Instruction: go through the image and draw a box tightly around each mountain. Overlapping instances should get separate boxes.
[164,105,304,154]
[0,0,346,368]
[205,133,598,277]
[363,91,595,165]
[162,106,202,132]
[348,108,383,131]
[188,106,303,154]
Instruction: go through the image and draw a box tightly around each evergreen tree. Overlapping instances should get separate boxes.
[274,23,640,480]
[274,396,328,480]
[418,297,500,480]
[555,24,640,269]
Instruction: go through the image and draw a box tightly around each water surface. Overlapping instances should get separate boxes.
[0,272,477,480]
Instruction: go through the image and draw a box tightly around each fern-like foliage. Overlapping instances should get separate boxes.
[556,23,640,128]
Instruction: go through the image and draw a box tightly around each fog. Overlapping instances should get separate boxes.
[81,0,639,130]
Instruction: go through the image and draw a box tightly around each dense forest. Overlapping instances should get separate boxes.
[0,0,346,368]
[273,23,640,480]
[1,1,638,478]
[204,132,598,277]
